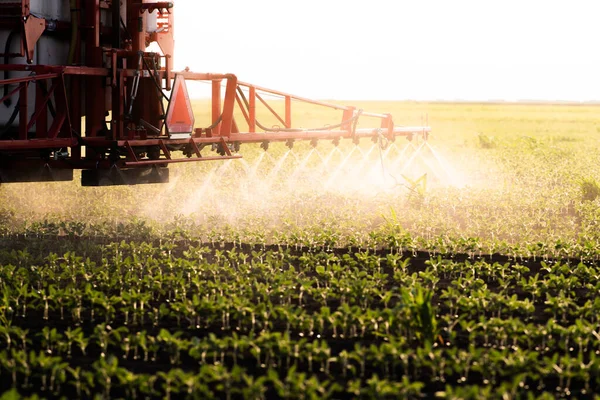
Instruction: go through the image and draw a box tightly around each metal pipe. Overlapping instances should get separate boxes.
[0,73,59,85]
[124,155,241,167]
[360,111,391,119]
[0,138,78,150]
[0,84,20,107]
[178,72,237,81]
[222,129,428,143]
[354,126,431,134]
[237,81,350,111]
[112,0,120,49]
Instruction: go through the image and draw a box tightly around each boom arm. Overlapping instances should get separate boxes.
[0,0,430,186]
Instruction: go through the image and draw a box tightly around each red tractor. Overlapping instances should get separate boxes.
[0,0,429,186]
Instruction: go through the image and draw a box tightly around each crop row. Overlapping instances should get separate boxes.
[0,239,597,398]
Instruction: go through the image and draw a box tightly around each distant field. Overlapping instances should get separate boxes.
[2,100,600,249]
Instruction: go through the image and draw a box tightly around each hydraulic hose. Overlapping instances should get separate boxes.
[3,29,18,107]
[0,99,20,138]
[0,79,60,139]
[142,56,171,102]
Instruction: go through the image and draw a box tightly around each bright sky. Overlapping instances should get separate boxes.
[174,0,600,101]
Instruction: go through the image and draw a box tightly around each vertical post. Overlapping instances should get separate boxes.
[70,0,82,159]
[249,86,256,133]
[21,0,30,18]
[112,0,121,49]
[127,1,145,53]
[231,117,239,134]
[165,55,171,91]
[35,81,47,139]
[381,113,393,139]
[341,106,355,132]
[285,96,291,128]
[90,0,99,47]
[54,75,72,139]
[19,0,31,60]
[127,1,161,137]
[84,0,103,140]
[70,75,81,159]
[19,83,27,140]
[219,76,237,137]
[211,79,221,136]
[54,75,73,138]
[111,70,125,140]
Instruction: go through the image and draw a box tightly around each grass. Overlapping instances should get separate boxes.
[580,177,600,202]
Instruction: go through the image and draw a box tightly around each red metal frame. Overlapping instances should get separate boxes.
[0,0,430,185]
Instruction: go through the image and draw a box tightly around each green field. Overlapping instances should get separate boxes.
[1,101,600,398]
[2,101,600,251]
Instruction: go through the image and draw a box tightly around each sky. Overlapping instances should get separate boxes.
[173,0,600,101]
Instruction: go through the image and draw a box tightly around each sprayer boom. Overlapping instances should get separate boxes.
[0,0,430,186]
